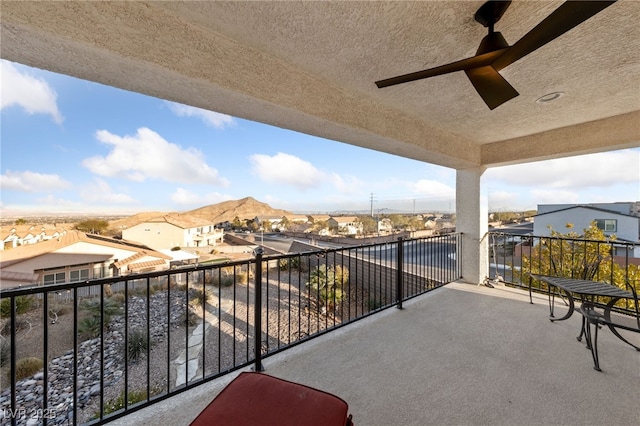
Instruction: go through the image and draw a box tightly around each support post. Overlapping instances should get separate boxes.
[396,237,404,309]
[253,248,265,372]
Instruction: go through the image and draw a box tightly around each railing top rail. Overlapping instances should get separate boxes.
[488,231,638,247]
[0,234,460,297]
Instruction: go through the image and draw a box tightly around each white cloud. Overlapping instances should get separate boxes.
[0,170,71,192]
[485,149,640,189]
[411,179,456,200]
[82,127,229,185]
[530,189,580,205]
[165,101,235,129]
[488,190,520,210]
[35,195,85,209]
[328,173,364,195]
[0,60,63,123]
[79,179,137,204]
[170,188,233,206]
[249,152,324,190]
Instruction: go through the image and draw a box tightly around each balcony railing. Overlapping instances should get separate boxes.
[488,231,639,313]
[0,234,460,425]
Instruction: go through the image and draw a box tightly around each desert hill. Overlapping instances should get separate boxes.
[110,197,293,229]
[187,197,292,223]
[109,211,173,230]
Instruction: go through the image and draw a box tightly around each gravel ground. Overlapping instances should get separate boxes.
[2,268,375,424]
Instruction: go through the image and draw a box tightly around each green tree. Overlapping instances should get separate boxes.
[232,216,243,230]
[307,265,349,311]
[246,219,259,232]
[389,214,409,231]
[406,216,425,231]
[279,216,291,231]
[14,218,27,225]
[358,216,377,236]
[312,220,329,233]
[75,219,110,234]
[518,222,639,305]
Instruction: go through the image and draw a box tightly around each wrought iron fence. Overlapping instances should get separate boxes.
[0,234,460,425]
[488,231,639,312]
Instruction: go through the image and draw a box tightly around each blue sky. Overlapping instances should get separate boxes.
[1,59,638,216]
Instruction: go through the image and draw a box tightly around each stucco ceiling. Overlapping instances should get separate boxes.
[2,1,639,170]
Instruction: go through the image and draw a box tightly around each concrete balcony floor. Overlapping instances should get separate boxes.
[114,281,639,426]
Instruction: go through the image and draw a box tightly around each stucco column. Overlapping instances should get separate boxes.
[456,167,488,284]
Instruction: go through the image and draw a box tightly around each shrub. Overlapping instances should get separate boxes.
[1,318,30,335]
[0,338,10,368]
[307,266,349,310]
[78,297,122,339]
[110,292,126,304]
[80,297,121,318]
[0,296,35,317]
[15,357,43,381]
[127,328,149,362]
[222,276,235,287]
[189,288,210,307]
[103,389,148,415]
[79,315,103,339]
[368,297,384,311]
[180,309,200,327]
[278,257,300,271]
[104,284,113,298]
[210,267,243,287]
[235,272,248,285]
[51,305,71,316]
[150,283,165,294]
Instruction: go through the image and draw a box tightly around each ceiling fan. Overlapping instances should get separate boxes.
[375,1,616,110]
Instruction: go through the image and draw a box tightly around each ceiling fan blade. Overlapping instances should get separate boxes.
[464,66,519,110]
[375,48,507,88]
[492,1,616,71]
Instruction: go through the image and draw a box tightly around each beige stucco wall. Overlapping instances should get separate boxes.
[123,222,185,250]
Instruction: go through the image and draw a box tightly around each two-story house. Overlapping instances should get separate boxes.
[122,215,224,250]
[533,202,640,259]
[327,216,363,236]
[1,225,68,250]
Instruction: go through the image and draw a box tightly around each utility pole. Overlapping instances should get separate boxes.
[370,193,374,217]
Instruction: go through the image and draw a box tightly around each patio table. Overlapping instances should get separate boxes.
[530,274,639,370]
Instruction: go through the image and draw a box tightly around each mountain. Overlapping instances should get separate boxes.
[186,197,292,223]
[109,197,293,229]
[109,211,173,230]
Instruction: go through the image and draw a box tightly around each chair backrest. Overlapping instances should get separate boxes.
[623,279,639,330]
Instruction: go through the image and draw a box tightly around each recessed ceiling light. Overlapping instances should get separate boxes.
[536,92,564,104]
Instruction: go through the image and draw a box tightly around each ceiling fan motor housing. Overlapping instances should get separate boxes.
[476,32,509,55]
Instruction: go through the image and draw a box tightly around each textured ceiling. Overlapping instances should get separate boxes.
[2,1,639,170]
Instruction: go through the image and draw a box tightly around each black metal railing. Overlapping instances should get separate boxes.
[0,234,460,425]
[488,231,639,312]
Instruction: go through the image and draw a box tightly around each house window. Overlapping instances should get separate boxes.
[69,269,89,282]
[595,219,617,232]
[44,272,66,285]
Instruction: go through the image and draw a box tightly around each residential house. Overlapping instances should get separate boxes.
[122,216,224,250]
[327,216,363,236]
[307,214,331,223]
[533,203,640,258]
[377,218,393,234]
[1,225,68,250]
[253,216,284,231]
[283,214,309,223]
[0,230,171,289]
